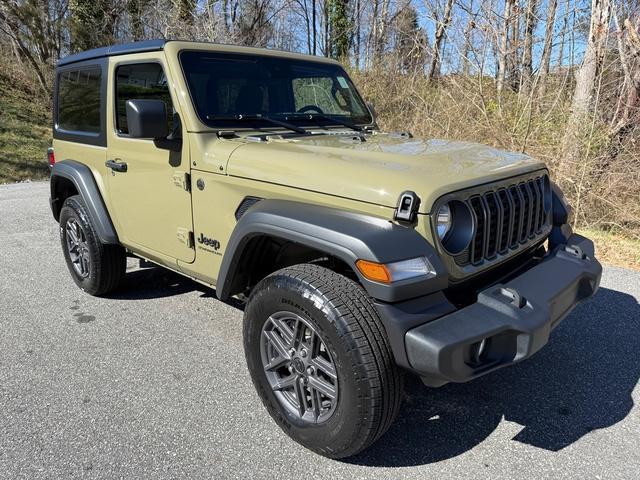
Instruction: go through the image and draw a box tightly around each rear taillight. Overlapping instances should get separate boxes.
[47,147,55,167]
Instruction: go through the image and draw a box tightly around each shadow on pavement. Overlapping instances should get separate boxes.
[106,266,246,309]
[106,266,211,300]
[348,287,640,467]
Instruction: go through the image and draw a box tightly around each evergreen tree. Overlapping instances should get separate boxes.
[178,0,196,25]
[69,0,116,51]
[327,0,351,59]
[394,5,425,72]
[237,0,273,47]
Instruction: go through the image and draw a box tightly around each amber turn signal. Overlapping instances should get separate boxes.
[355,260,392,283]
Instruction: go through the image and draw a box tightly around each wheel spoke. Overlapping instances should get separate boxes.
[272,374,297,392]
[264,353,290,372]
[263,329,291,362]
[272,316,294,346]
[72,221,81,243]
[307,375,336,400]
[294,377,307,416]
[309,385,322,420]
[310,356,337,380]
[291,318,305,349]
[66,225,78,246]
[81,253,90,275]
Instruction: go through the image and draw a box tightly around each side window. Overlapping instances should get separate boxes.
[115,63,173,135]
[57,67,102,133]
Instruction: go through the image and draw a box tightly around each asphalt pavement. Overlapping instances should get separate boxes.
[1,181,638,479]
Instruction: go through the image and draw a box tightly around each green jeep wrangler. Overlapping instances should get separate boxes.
[49,40,602,458]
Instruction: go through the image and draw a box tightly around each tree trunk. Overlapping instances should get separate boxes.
[462,0,475,76]
[561,0,612,167]
[556,0,568,67]
[538,0,558,98]
[354,0,361,65]
[520,0,537,96]
[312,0,317,55]
[609,13,640,138]
[497,0,514,95]
[127,0,144,40]
[507,0,521,90]
[428,0,454,81]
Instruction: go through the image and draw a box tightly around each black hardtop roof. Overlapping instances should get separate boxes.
[56,39,340,69]
[57,39,167,67]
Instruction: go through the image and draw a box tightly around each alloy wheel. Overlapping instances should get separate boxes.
[65,218,90,278]
[260,311,339,423]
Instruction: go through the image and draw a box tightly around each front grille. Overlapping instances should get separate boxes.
[459,174,550,266]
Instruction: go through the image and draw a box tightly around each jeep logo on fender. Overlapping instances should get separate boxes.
[197,233,220,250]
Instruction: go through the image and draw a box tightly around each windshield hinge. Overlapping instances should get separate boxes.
[173,171,191,191]
[177,228,195,248]
[217,130,237,139]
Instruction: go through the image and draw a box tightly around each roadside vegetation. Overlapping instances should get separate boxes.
[0,0,639,267]
[0,51,50,184]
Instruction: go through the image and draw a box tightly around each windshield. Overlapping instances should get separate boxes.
[179,51,373,130]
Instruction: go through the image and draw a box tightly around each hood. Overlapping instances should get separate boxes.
[226,132,546,213]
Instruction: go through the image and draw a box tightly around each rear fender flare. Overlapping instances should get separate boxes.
[50,160,119,244]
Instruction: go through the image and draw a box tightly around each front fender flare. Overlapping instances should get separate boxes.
[216,199,447,302]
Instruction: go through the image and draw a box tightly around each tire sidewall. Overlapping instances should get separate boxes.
[244,272,373,455]
[59,196,104,295]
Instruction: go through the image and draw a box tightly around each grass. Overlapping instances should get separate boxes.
[576,228,640,271]
[0,71,51,184]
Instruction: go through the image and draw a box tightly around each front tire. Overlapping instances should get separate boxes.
[59,195,126,296]
[243,263,402,458]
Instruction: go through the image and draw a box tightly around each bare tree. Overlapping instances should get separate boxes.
[609,9,640,139]
[497,0,515,95]
[0,0,68,92]
[562,0,613,165]
[461,0,477,75]
[537,0,557,98]
[519,0,537,96]
[427,0,454,81]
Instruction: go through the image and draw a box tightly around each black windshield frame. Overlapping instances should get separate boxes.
[179,50,373,130]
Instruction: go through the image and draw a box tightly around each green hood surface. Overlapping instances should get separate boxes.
[226,132,546,213]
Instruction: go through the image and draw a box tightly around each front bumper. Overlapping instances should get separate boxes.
[383,234,602,386]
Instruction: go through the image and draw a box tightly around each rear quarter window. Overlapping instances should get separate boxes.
[57,67,102,133]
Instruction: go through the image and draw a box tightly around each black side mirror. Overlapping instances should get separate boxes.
[125,99,169,139]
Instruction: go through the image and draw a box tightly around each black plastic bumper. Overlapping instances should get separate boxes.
[388,234,602,386]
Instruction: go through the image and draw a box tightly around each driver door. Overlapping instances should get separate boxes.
[105,55,195,264]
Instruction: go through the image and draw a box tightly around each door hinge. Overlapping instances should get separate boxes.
[177,228,194,248]
[173,171,191,191]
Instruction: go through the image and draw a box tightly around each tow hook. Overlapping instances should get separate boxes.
[564,244,588,260]
[497,287,527,308]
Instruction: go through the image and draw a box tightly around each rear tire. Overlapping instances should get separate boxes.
[243,263,402,458]
[59,195,125,296]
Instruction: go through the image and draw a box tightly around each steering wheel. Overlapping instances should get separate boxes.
[297,105,325,114]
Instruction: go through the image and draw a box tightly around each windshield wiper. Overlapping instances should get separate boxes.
[284,113,363,132]
[206,114,308,135]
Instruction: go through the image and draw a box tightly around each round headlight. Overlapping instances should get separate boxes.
[437,200,475,255]
[436,203,452,240]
